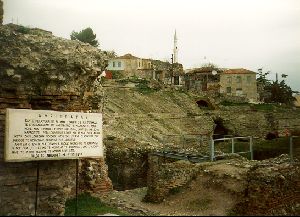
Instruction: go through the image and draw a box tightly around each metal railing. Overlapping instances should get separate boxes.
[210,136,253,161]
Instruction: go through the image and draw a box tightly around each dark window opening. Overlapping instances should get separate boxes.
[174,76,179,85]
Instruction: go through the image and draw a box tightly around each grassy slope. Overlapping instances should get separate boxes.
[64,193,128,216]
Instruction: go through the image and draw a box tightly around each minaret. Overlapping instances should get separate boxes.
[173,30,178,63]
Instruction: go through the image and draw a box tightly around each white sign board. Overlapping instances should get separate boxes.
[5,109,103,162]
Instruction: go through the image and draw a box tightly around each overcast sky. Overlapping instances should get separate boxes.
[2,0,300,91]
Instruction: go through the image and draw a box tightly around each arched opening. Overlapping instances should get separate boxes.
[196,100,209,108]
[213,118,229,139]
[265,132,279,140]
[196,99,215,110]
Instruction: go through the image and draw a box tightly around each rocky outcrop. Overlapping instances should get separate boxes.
[0,24,108,96]
[0,24,111,215]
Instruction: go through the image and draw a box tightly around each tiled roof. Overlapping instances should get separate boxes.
[223,68,256,74]
[185,67,223,74]
[118,53,139,59]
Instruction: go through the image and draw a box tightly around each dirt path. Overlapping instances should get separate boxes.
[99,174,239,216]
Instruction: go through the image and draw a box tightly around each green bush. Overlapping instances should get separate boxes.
[16,25,31,34]
[111,70,124,79]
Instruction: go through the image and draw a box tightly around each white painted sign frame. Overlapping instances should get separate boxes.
[4,109,103,162]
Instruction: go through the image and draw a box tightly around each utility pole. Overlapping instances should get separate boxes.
[170,54,174,84]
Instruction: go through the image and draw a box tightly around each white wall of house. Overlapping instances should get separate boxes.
[107,59,125,71]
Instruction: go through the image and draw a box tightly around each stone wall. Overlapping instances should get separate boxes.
[105,138,152,190]
[0,0,3,25]
[144,154,201,203]
[209,107,300,139]
[144,152,300,215]
[233,155,300,215]
[0,24,112,215]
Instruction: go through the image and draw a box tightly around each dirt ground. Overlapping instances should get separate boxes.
[99,162,248,216]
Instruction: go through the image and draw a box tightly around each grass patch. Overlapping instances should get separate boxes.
[220,101,249,106]
[220,101,295,112]
[215,136,295,160]
[64,193,128,216]
[251,103,275,111]
[253,137,291,160]
[232,137,292,160]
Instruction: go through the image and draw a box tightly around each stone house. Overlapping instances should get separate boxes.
[185,68,258,102]
[152,60,185,86]
[106,53,152,78]
[107,53,185,86]
[184,67,222,92]
[219,68,258,102]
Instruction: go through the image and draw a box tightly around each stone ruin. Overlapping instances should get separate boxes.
[144,153,300,215]
[0,24,112,215]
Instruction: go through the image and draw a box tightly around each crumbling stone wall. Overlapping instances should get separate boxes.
[105,138,151,190]
[233,156,300,215]
[0,24,112,215]
[0,0,3,25]
[145,152,299,215]
[209,107,300,139]
[144,154,201,203]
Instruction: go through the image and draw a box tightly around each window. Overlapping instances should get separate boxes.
[227,76,232,83]
[236,88,243,96]
[236,76,242,83]
[118,62,121,67]
[247,76,251,83]
[113,61,115,67]
[148,63,151,69]
[226,87,231,93]
[174,76,179,85]
[139,62,141,67]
